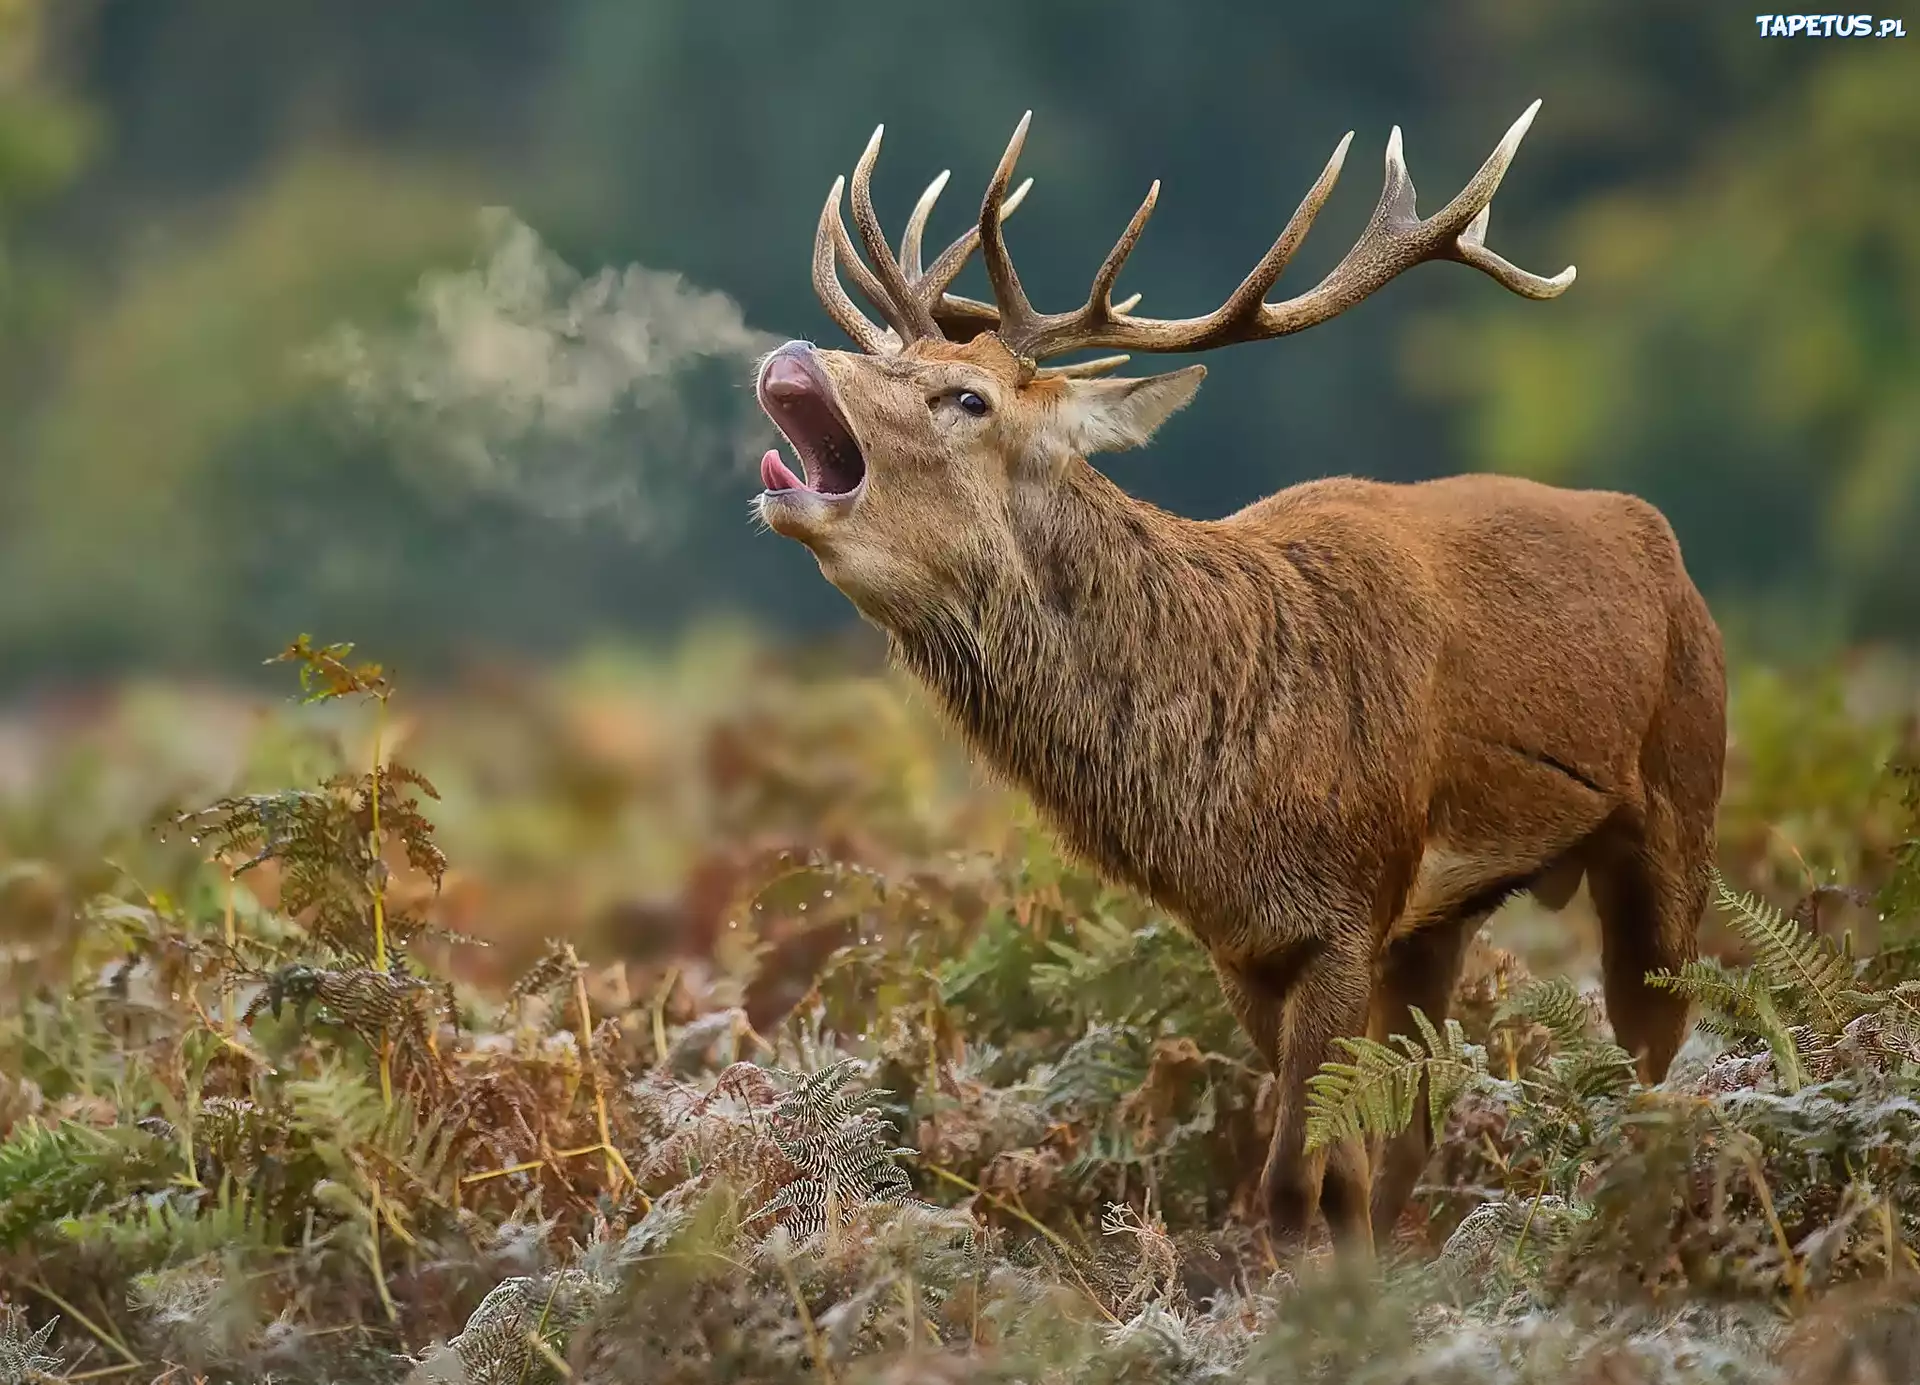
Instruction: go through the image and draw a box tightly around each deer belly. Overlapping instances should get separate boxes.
[1399,841,1539,931]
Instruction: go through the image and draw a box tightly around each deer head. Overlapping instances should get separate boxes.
[753,103,1574,624]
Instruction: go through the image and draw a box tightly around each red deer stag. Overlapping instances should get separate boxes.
[750,102,1727,1261]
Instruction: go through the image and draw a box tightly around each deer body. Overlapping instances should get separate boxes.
[752,105,1727,1257]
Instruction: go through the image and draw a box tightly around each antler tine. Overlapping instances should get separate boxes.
[927,270,1108,344]
[975,111,1044,350]
[1209,131,1353,328]
[849,125,939,341]
[899,169,950,280]
[1036,354,1133,379]
[915,175,1032,309]
[986,102,1572,362]
[926,242,1132,343]
[822,179,919,349]
[1251,101,1573,333]
[1432,101,1576,298]
[1428,98,1548,241]
[1003,130,1351,359]
[1452,203,1573,299]
[1085,181,1160,320]
[813,175,892,354]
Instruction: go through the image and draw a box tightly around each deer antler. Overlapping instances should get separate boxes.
[810,104,1570,367]
[812,125,1037,354]
[971,100,1574,362]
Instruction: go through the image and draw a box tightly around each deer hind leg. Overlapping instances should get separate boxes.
[1586,803,1707,1085]
[1219,931,1375,1262]
[1365,908,1482,1247]
[1585,729,1720,1082]
[1587,637,1723,1086]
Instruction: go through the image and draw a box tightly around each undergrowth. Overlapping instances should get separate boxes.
[0,636,1916,1383]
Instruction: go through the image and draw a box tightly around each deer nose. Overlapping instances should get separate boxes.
[761,342,820,399]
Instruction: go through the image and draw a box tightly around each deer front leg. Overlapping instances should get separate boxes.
[1217,931,1375,1263]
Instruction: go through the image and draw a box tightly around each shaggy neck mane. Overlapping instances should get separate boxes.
[882,461,1303,905]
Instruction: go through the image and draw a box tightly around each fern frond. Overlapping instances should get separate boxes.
[1716,873,1858,1036]
[741,1060,928,1246]
[1305,1010,1489,1152]
[1647,957,1761,1021]
[1304,1036,1422,1151]
[1493,977,1594,1049]
[0,1303,63,1382]
[428,1269,609,1385]
[1039,1024,1151,1115]
[1542,1040,1640,1102]
[0,1119,169,1250]
[1408,1009,1491,1134]
[370,1094,468,1209]
[58,1175,275,1267]
[287,1062,390,1155]
[510,939,579,1004]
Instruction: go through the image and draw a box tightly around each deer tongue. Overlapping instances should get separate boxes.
[760,448,807,492]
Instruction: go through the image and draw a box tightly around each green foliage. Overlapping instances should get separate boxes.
[1,634,1918,1382]
[1304,1012,1488,1153]
[1882,749,1920,929]
[0,1118,173,1250]
[1412,40,1920,646]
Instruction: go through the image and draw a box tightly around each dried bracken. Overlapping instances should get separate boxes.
[0,633,1914,1383]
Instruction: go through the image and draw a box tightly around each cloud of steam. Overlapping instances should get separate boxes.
[308,208,780,539]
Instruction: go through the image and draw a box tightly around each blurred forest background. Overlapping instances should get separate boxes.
[0,0,1914,692]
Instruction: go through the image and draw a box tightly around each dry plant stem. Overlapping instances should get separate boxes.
[567,943,633,1193]
[462,1158,547,1186]
[185,990,268,1070]
[518,1275,569,1385]
[927,1164,1120,1325]
[734,1010,777,1056]
[776,1249,837,1385]
[1497,972,1519,1082]
[370,691,390,973]
[364,1189,400,1324]
[222,866,237,1033]
[1882,1192,1908,1280]
[1734,1144,1805,1303]
[1509,1130,1567,1267]
[370,691,393,1110]
[26,1280,140,1370]
[367,1171,419,1248]
[526,1333,573,1380]
[61,1364,146,1381]
[652,966,679,1067]
[923,984,941,1096]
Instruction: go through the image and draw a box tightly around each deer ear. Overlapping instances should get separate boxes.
[1052,366,1206,456]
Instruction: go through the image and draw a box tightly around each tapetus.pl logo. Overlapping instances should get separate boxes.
[1754,12,1906,34]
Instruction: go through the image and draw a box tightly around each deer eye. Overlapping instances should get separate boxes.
[955,390,990,417]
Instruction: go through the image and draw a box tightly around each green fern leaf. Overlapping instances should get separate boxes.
[1493,977,1593,1049]
[1715,873,1858,1036]
[1303,1036,1421,1151]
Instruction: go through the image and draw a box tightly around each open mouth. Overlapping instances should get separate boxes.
[756,345,868,500]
